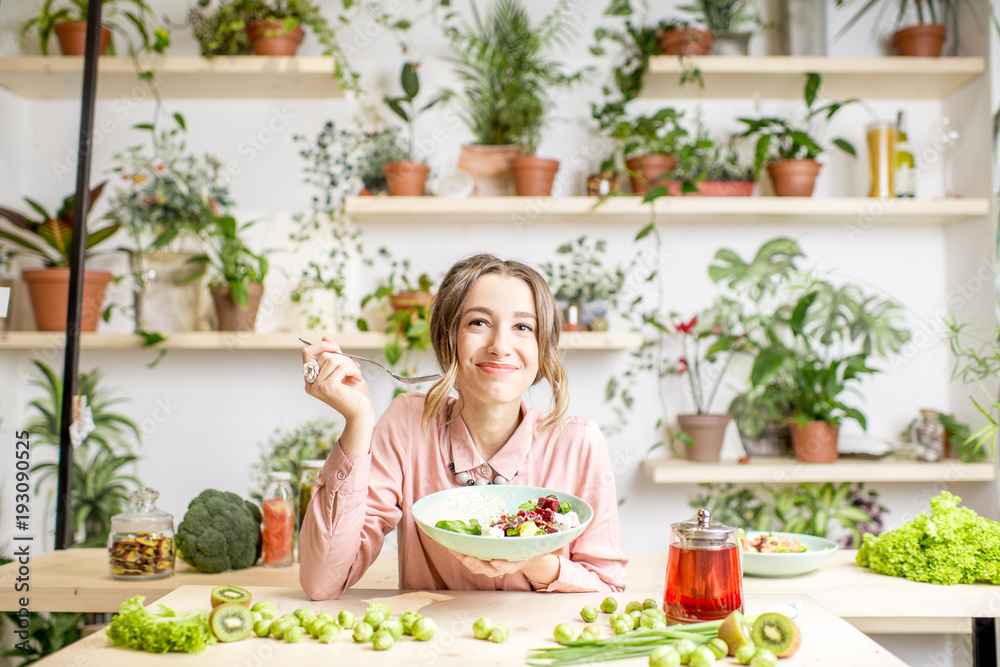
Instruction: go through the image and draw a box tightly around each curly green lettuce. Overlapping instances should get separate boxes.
[106,595,216,653]
[856,491,1000,585]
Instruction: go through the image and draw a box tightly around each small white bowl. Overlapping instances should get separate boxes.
[741,531,838,577]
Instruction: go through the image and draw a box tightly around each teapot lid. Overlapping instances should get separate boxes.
[673,508,736,548]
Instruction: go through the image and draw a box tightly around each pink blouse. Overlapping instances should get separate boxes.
[299,392,628,600]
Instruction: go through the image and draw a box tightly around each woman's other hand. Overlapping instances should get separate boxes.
[448,549,560,587]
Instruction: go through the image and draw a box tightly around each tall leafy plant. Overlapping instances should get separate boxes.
[384,62,447,161]
[21,0,169,56]
[27,360,142,546]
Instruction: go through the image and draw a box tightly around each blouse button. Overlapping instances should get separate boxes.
[336,471,346,480]
[479,465,489,475]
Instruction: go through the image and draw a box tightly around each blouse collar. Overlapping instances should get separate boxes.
[448,399,534,481]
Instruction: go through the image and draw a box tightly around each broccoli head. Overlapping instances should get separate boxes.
[856,491,1000,585]
[175,489,262,574]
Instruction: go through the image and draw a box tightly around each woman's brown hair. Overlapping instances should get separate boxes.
[422,254,568,433]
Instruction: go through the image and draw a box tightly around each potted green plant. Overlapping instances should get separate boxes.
[187,215,270,332]
[356,127,409,196]
[189,0,335,56]
[106,113,231,334]
[657,18,715,56]
[443,0,585,196]
[357,248,435,383]
[679,0,768,55]
[669,308,751,462]
[382,62,447,196]
[943,317,1000,462]
[670,124,756,196]
[539,236,624,332]
[27,359,143,546]
[0,183,119,332]
[736,73,857,196]
[20,0,169,56]
[250,419,341,502]
[834,0,955,57]
[708,237,912,463]
[612,107,688,194]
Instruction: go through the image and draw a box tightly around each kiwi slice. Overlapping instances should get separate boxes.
[718,610,754,656]
[750,613,802,658]
[211,585,252,608]
[210,602,254,642]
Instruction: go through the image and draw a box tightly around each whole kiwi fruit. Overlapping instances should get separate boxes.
[750,613,802,658]
[717,610,754,656]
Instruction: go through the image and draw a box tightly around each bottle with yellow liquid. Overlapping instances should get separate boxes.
[867,121,897,198]
[894,111,915,198]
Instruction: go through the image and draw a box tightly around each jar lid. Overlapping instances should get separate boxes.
[300,459,325,468]
[268,471,292,481]
[111,487,173,532]
[673,508,736,548]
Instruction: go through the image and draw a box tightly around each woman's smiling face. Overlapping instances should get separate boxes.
[455,273,540,408]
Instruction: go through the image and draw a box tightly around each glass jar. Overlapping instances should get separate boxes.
[663,508,743,622]
[299,459,324,528]
[108,488,175,580]
[262,471,295,568]
[911,408,946,462]
[866,121,898,198]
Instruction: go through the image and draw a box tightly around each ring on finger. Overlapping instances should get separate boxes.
[303,358,320,384]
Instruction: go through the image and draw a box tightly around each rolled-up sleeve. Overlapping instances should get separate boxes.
[299,397,411,600]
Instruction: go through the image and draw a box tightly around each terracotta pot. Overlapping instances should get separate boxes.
[677,414,731,462]
[54,22,112,56]
[766,159,822,197]
[383,161,430,196]
[512,156,560,196]
[457,144,520,196]
[892,24,946,57]
[211,283,263,332]
[789,420,839,463]
[22,268,112,332]
[247,20,305,56]
[389,291,433,313]
[658,28,715,56]
[626,154,678,195]
[665,180,755,197]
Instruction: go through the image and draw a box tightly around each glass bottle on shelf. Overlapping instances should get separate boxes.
[911,409,946,462]
[108,487,175,580]
[299,459,324,529]
[893,111,915,198]
[262,471,295,568]
[867,121,897,198]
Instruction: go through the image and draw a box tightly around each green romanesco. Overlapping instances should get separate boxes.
[175,489,262,574]
[856,491,1000,585]
[106,595,215,653]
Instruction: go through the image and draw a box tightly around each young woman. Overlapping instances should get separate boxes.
[299,254,627,600]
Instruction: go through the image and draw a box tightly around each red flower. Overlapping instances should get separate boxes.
[677,357,689,374]
[675,316,698,335]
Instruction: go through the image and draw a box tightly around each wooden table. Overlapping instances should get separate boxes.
[32,584,907,666]
[3,549,995,635]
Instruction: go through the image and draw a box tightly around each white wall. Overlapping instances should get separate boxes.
[0,2,997,665]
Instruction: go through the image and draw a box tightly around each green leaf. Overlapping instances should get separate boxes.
[804,72,820,108]
[634,223,654,241]
[604,0,633,16]
[173,113,186,131]
[832,138,856,157]
[401,61,419,99]
[750,345,791,385]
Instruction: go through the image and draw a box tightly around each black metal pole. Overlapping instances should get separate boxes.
[56,0,103,551]
[972,618,998,667]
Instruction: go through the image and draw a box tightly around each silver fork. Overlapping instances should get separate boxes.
[299,338,442,384]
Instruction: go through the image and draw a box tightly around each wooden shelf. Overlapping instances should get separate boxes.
[0,330,642,351]
[345,195,989,226]
[642,56,985,99]
[643,456,997,484]
[0,56,342,99]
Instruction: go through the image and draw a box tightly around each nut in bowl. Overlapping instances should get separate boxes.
[411,485,593,562]
[740,531,838,577]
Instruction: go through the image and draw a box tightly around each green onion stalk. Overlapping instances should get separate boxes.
[526,620,742,666]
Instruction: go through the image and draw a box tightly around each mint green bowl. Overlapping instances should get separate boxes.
[741,531,839,577]
[412,486,593,562]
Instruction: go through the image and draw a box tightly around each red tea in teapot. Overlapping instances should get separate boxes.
[663,542,742,622]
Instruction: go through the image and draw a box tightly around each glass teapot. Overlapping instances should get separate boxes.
[662,508,743,622]
[108,487,175,580]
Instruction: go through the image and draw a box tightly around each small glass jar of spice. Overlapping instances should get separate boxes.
[108,488,175,579]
